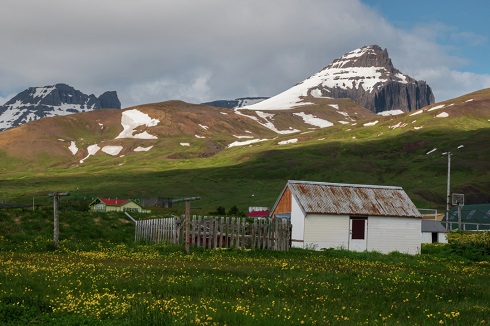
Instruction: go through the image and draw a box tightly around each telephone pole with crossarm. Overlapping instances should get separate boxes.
[48,192,70,248]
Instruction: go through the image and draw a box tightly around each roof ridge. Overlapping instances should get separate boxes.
[287,180,402,190]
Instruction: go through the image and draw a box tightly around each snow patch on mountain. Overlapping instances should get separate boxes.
[378,110,404,116]
[409,110,423,116]
[116,109,159,139]
[227,138,269,148]
[237,83,313,111]
[80,144,101,163]
[68,141,78,155]
[102,146,123,156]
[32,86,56,99]
[436,112,449,118]
[278,138,298,145]
[234,110,300,134]
[293,112,333,128]
[134,146,153,152]
[428,104,445,111]
[363,120,379,127]
[388,122,408,129]
[310,89,332,99]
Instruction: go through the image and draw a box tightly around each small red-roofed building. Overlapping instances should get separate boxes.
[247,210,270,218]
[89,197,149,213]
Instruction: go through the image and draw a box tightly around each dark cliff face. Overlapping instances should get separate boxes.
[373,81,434,113]
[98,91,121,109]
[0,83,121,131]
[315,45,435,113]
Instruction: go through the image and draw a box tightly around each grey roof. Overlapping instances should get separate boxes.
[422,220,447,233]
[285,180,421,218]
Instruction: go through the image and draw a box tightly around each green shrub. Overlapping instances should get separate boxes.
[447,231,490,261]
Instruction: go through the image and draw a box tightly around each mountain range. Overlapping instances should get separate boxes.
[0,45,488,212]
[0,83,120,131]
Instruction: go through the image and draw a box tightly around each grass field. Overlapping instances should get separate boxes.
[1,210,489,325]
[2,125,490,216]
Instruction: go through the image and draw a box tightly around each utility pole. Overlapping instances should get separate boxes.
[173,196,201,254]
[185,200,190,254]
[49,192,70,248]
[444,152,452,230]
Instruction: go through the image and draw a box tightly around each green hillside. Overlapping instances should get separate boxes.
[1,90,490,214]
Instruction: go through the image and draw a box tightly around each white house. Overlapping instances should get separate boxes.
[89,197,150,213]
[270,180,422,254]
[421,220,448,243]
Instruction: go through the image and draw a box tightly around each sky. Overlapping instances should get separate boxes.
[1,0,489,108]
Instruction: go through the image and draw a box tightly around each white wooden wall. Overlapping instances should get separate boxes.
[303,214,350,250]
[290,196,305,247]
[368,217,421,254]
[298,214,422,254]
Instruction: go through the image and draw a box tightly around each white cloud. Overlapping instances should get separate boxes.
[0,0,488,107]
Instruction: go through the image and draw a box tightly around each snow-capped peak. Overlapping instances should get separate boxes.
[239,45,434,113]
[0,83,121,131]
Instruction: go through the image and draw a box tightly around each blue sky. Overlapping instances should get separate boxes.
[364,0,489,74]
[1,0,489,107]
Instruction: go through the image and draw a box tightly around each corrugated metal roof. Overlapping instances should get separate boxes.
[287,180,421,218]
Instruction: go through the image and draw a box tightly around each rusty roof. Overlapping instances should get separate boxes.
[287,180,421,218]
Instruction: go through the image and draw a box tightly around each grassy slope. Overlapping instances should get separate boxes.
[1,91,490,214]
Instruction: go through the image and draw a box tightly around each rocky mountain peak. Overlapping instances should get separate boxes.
[240,45,434,114]
[0,83,121,131]
[311,45,434,113]
[328,45,395,71]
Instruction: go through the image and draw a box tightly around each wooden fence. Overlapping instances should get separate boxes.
[134,216,291,251]
[135,217,180,244]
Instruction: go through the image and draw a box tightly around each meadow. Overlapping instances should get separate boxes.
[2,106,490,213]
[1,210,489,325]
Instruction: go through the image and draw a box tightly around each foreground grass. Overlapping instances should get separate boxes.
[1,240,489,325]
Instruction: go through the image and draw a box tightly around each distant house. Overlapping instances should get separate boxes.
[421,220,448,243]
[247,210,270,218]
[445,204,490,231]
[270,180,422,254]
[89,197,149,213]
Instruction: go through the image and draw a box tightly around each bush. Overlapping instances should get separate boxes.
[447,231,490,261]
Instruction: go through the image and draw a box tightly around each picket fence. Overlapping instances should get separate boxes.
[135,216,291,251]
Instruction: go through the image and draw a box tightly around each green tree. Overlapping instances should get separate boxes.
[228,205,239,217]
[216,206,226,215]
